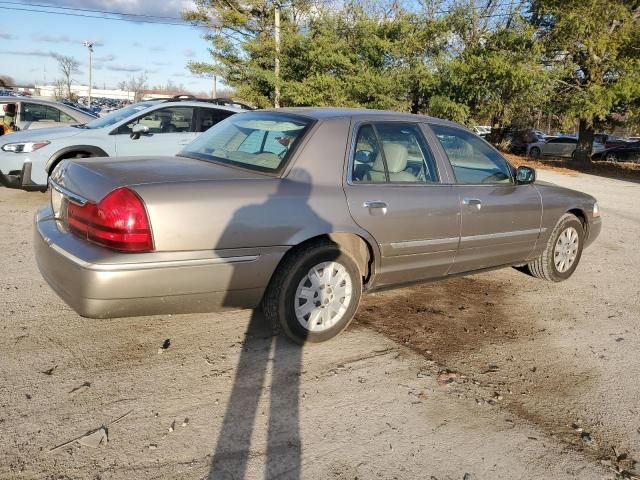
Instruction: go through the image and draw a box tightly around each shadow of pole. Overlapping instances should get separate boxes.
[208,309,305,479]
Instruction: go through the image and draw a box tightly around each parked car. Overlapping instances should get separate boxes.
[34,108,602,344]
[488,127,548,154]
[473,125,491,137]
[0,96,95,135]
[594,133,630,149]
[0,97,242,191]
[591,141,640,163]
[527,136,606,159]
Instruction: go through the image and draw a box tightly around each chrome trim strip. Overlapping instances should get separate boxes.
[48,243,259,272]
[49,180,88,206]
[390,237,459,249]
[460,228,541,243]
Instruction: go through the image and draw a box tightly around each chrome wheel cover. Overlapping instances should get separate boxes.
[554,226,579,273]
[294,261,353,332]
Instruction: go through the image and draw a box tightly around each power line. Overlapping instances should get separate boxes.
[0,5,194,26]
[0,1,185,20]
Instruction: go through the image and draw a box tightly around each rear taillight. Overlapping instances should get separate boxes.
[67,187,154,252]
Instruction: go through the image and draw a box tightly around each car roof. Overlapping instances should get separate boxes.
[0,96,62,105]
[147,100,244,113]
[262,107,460,126]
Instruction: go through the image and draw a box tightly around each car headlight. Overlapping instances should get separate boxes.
[593,202,600,218]
[1,141,50,153]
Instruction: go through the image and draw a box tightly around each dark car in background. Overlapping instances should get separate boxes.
[592,141,640,163]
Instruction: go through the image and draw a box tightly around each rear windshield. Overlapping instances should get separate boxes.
[180,112,312,173]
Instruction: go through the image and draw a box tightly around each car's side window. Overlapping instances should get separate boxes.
[20,103,64,123]
[118,106,195,134]
[431,124,513,184]
[351,123,439,184]
[59,110,75,123]
[196,108,234,132]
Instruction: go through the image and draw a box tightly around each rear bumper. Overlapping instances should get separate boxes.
[34,208,286,319]
[0,162,46,191]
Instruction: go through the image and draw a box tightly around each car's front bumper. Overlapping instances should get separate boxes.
[0,161,46,191]
[585,217,602,248]
[34,207,286,319]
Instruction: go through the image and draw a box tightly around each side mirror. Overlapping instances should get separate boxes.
[516,165,536,184]
[130,123,150,140]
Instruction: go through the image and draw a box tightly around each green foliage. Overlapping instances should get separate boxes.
[183,0,640,141]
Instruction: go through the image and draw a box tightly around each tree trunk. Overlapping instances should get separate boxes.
[575,118,595,164]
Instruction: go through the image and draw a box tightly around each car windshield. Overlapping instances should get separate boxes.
[81,102,157,129]
[181,112,312,173]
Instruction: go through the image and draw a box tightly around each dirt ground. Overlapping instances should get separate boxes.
[1,167,639,480]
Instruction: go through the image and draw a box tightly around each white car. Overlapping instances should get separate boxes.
[527,136,606,159]
[0,96,96,134]
[0,98,243,191]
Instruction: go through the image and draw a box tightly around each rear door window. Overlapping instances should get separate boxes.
[20,103,64,123]
[351,123,439,184]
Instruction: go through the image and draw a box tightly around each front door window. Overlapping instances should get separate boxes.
[430,124,512,184]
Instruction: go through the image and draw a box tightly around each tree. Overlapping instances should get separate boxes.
[0,75,15,87]
[127,73,148,102]
[531,0,640,162]
[53,54,80,99]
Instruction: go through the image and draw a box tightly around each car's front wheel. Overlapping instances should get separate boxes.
[522,214,584,282]
[263,240,362,344]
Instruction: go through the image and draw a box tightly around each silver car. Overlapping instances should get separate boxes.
[527,136,606,159]
[0,99,241,191]
[0,96,95,133]
[35,108,602,343]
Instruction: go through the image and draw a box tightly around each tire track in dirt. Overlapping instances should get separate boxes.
[355,275,639,478]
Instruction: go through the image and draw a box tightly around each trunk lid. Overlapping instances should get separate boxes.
[51,155,269,202]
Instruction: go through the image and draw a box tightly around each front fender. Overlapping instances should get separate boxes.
[46,145,110,174]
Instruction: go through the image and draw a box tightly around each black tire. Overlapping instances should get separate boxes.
[262,240,363,344]
[529,147,541,160]
[605,152,617,162]
[523,214,584,282]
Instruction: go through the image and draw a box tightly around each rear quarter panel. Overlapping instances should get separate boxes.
[534,182,597,250]
[132,117,370,254]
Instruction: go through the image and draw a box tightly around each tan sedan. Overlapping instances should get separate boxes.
[34,109,602,343]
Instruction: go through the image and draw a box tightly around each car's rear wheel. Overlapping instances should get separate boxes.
[521,214,584,282]
[263,240,362,344]
[529,147,541,160]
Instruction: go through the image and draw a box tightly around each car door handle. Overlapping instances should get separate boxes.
[462,198,482,209]
[363,200,388,215]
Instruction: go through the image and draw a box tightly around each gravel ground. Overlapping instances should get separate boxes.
[0,168,638,480]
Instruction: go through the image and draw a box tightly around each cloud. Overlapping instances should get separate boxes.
[94,54,116,62]
[31,34,104,46]
[107,64,158,73]
[152,61,170,66]
[0,49,56,57]
[183,48,196,58]
[26,0,197,19]
[149,46,166,52]
[107,64,145,72]
[0,32,17,40]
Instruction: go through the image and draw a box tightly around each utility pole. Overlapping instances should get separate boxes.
[83,41,94,108]
[274,1,281,108]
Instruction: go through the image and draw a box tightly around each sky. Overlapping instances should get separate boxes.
[0,0,218,94]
